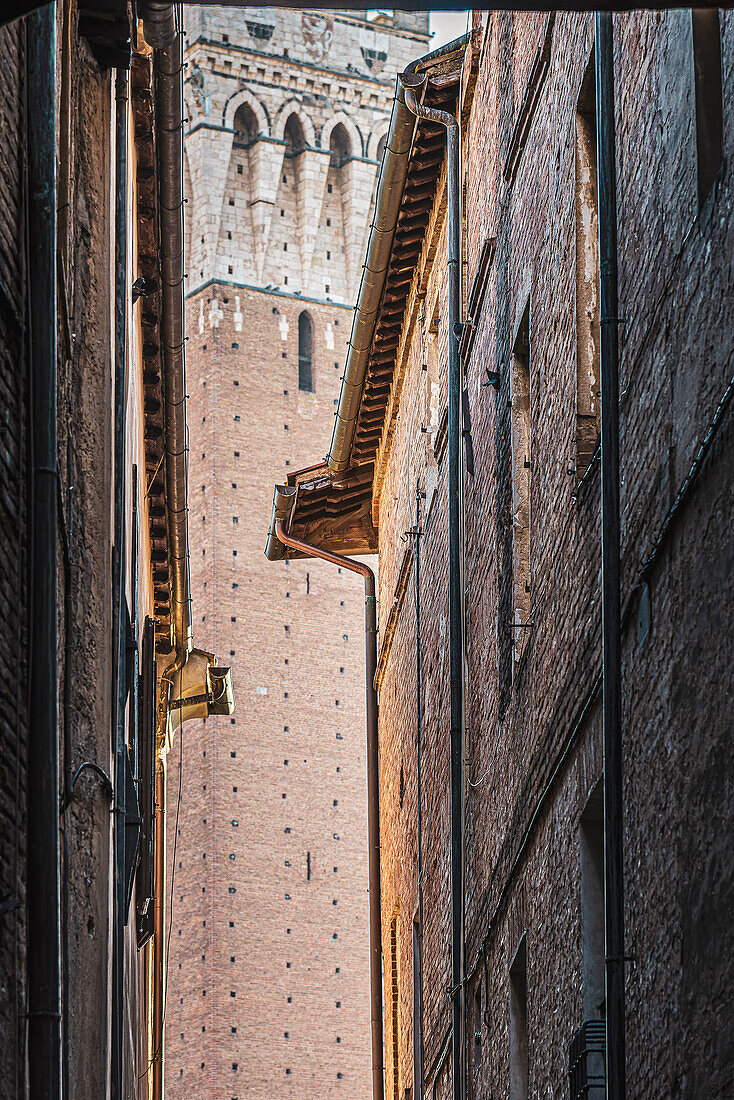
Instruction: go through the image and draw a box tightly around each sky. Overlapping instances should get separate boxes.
[429,9,470,47]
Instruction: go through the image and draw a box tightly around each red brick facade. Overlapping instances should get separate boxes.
[165,10,433,1096]
[374,11,734,1099]
[272,10,734,1100]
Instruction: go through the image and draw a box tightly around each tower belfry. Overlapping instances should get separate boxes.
[167,6,430,1098]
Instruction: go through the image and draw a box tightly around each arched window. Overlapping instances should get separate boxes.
[329,123,351,168]
[298,311,313,392]
[284,113,306,157]
[233,103,258,145]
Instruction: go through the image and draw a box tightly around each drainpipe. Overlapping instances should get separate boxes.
[149,8,191,1096]
[267,498,383,1100]
[25,7,61,1098]
[152,756,167,1097]
[110,65,129,1100]
[595,13,626,1099]
[402,64,464,1100]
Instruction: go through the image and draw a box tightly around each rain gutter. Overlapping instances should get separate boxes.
[327,34,469,475]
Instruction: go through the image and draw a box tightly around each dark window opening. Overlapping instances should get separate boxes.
[581,780,605,1021]
[298,311,314,392]
[509,934,528,1100]
[575,48,600,475]
[510,301,531,662]
[692,9,723,208]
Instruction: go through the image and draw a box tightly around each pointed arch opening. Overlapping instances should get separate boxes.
[329,122,352,169]
[284,113,306,158]
[233,103,259,146]
[298,311,314,392]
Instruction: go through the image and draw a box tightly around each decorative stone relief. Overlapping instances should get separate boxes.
[208,297,223,329]
[302,13,333,65]
[233,296,243,332]
[324,323,335,350]
[187,63,211,117]
[279,315,290,341]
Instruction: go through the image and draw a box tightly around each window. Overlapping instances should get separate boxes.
[412,914,423,1099]
[284,113,306,157]
[692,10,723,209]
[389,914,400,1099]
[580,781,605,1021]
[135,617,157,948]
[509,934,528,1100]
[575,49,600,475]
[298,311,314,392]
[510,302,531,661]
[472,981,482,1080]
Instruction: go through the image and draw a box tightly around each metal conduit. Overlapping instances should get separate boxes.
[26,6,61,1097]
[595,13,626,1098]
[402,64,465,1100]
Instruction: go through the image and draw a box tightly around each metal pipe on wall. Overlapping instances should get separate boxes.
[402,68,465,1100]
[152,758,167,1097]
[25,6,61,1097]
[110,64,129,1100]
[272,517,384,1100]
[595,13,626,1099]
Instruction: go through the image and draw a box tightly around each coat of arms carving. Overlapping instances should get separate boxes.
[302,13,333,65]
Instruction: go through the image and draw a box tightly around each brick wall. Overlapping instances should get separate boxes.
[163,13,439,1095]
[376,10,733,1100]
[0,21,27,1099]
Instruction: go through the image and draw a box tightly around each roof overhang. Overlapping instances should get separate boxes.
[266,38,467,560]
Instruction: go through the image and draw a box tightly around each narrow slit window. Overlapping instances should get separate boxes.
[692,9,724,209]
[575,48,600,475]
[472,981,482,1081]
[390,914,400,1099]
[510,301,531,661]
[412,914,423,1100]
[298,311,314,392]
[509,934,528,1100]
[580,780,605,1021]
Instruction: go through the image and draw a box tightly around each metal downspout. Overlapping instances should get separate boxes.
[273,520,384,1100]
[111,65,129,1100]
[26,6,60,1097]
[148,9,191,1095]
[595,13,626,1098]
[152,758,166,1099]
[402,69,464,1100]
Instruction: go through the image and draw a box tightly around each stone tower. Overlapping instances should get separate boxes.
[166,8,430,1099]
